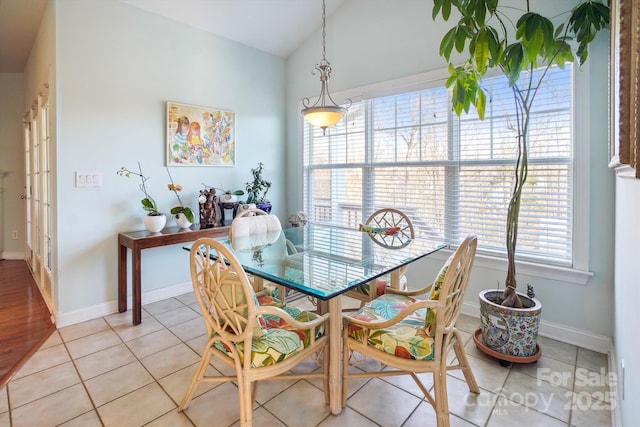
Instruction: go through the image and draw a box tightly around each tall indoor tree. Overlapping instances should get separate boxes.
[432,0,609,307]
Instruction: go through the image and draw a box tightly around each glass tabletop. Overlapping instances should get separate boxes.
[186,223,444,300]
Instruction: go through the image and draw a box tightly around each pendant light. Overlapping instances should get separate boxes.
[301,0,351,134]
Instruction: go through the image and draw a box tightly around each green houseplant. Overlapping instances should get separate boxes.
[165,167,195,228]
[433,0,608,358]
[245,162,272,212]
[117,163,166,232]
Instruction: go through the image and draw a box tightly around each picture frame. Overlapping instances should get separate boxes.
[609,0,639,177]
[166,101,235,167]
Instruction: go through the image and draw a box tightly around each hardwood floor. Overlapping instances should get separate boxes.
[0,260,56,388]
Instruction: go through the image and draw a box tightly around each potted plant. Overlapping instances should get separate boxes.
[217,187,245,204]
[117,162,166,232]
[432,0,608,361]
[165,168,195,228]
[245,162,272,213]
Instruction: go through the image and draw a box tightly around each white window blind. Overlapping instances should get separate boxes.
[303,65,574,267]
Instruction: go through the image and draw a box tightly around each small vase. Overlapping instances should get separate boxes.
[220,193,238,203]
[144,214,166,233]
[174,212,192,229]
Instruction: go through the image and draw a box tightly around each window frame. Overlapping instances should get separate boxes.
[298,67,592,285]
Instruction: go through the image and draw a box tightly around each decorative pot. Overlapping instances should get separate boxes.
[220,193,238,203]
[256,201,272,213]
[237,203,256,216]
[143,214,166,233]
[478,289,541,357]
[174,212,192,229]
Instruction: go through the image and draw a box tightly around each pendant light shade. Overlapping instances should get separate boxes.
[301,0,350,134]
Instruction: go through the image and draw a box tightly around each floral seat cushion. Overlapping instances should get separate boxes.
[350,273,409,297]
[214,294,324,367]
[346,293,435,361]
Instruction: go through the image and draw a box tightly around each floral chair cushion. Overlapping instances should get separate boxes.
[214,270,266,338]
[346,293,435,361]
[424,252,455,337]
[214,295,325,367]
[350,274,409,297]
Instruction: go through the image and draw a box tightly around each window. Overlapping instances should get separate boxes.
[303,65,576,268]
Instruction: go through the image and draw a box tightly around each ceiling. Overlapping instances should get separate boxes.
[0,0,345,73]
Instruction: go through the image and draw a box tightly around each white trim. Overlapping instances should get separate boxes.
[429,247,593,285]
[609,345,621,427]
[461,301,611,354]
[0,251,25,260]
[55,282,192,327]
[573,63,590,272]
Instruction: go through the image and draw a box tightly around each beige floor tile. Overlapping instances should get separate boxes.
[74,342,137,380]
[157,363,222,405]
[576,348,609,372]
[346,378,421,427]
[13,343,70,379]
[456,314,481,334]
[570,401,614,426]
[317,406,378,427]
[145,409,195,426]
[38,330,62,349]
[502,370,571,422]
[229,406,288,427]
[58,410,103,427]
[104,309,151,328]
[182,382,241,426]
[264,380,332,427]
[185,334,209,356]
[404,401,478,427]
[10,383,93,427]
[254,378,298,405]
[510,354,575,386]
[446,375,496,426]
[379,369,434,399]
[0,411,8,427]
[143,298,185,316]
[112,315,165,342]
[175,292,197,306]
[537,336,578,365]
[59,317,110,342]
[140,343,201,380]
[153,306,200,328]
[169,317,206,342]
[0,386,7,413]
[84,361,154,406]
[9,361,80,408]
[97,382,175,427]
[125,329,181,359]
[65,329,122,359]
[487,396,567,427]
[449,353,510,392]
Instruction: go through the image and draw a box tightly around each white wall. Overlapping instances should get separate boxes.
[0,74,25,259]
[22,0,286,320]
[286,0,614,344]
[614,171,640,425]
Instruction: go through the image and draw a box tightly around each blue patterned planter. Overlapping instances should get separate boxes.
[479,289,541,357]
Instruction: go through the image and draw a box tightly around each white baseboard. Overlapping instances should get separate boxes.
[0,251,24,260]
[55,281,193,328]
[461,301,612,354]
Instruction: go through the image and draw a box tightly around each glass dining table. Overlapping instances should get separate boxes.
[186,223,444,414]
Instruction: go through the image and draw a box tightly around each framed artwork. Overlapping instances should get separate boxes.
[166,101,235,167]
[609,0,639,177]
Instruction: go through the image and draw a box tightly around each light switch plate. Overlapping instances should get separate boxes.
[76,171,102,187]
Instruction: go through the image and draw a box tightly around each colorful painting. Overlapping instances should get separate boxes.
[166,102,235,166]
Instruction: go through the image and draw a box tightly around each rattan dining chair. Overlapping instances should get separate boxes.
[342,234,479,427]
[178,238,329,427]
[344,208,415,306]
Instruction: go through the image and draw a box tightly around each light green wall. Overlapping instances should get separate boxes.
[285,0,614,337]
[24,0,286,316]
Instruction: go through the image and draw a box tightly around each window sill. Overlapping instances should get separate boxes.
[428,249,593,285]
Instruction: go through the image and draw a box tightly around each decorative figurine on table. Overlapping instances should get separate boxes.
[198,188,217,229]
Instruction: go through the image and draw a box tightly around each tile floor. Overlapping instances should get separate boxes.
[0,293,614,427]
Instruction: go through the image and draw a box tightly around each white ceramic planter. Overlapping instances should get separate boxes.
[478,289,541,357]
[220,194,238,203]
[143,214,166,233]
[174,213,192,229]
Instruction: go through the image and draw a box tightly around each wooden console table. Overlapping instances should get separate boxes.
[118,224,229,325]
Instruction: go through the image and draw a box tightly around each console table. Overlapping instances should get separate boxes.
[118,224,229,325]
